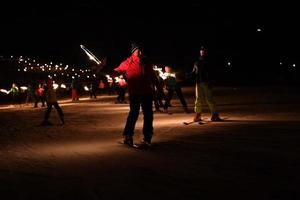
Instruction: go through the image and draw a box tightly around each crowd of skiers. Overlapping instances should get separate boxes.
[2,42,222,148]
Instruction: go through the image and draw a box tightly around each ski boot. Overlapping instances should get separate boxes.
[211,112,222,122]
[123,135,134,147]
[193,113,202,122]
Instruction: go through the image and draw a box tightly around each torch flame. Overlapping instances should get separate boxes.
[80,45,101,65]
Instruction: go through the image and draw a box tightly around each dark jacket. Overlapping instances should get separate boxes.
[187,56,212,83]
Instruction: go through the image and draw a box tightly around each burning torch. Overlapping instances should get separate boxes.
[80,45,102,65]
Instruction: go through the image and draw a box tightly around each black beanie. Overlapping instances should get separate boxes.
[130,42,140,54]
[200,46,206,51]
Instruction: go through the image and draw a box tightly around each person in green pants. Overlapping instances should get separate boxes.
[186,46,222,122]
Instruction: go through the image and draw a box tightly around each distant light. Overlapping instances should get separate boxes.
[84,86,89,91]
[20,86,28,90]
[65,65,69,70]
[53,83,59,90]
[54,74,57,77]
[61,84,66,89]
[87,76,90,78]
[227,62,231,66]
[72,76,75,79]
[18,69,21,71]
[257,28,262,32]
[292,64,296,67]
[279,62,283,65]
[72,68,75,71]
[50,62,53,65]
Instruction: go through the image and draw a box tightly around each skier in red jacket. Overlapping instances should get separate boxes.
[114,42,162,147]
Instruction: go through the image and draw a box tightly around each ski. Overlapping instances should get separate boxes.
[183,117,210,125]
[183,120,209,125]
[183,121,197,125]
[198,120,210,125]
[183,117,229,125]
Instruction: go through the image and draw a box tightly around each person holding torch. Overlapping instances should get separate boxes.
[40,79,64,126]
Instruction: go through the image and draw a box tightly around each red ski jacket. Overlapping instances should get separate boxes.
[114,54,158,95]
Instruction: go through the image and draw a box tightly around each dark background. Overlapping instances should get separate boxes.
[0,2,299,84]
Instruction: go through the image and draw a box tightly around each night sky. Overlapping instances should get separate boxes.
[1,2,299,71]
